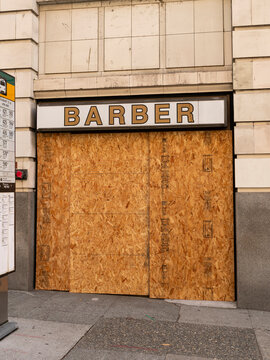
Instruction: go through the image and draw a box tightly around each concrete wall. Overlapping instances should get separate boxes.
[236,193,270,311]
[9,193,36,290]
[0,0,38,290]
[232,0,270,310]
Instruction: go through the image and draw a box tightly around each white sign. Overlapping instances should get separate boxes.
[0,101,15,183]
[0,71,15,277]
[37,98,227,131]
[0,193,14,276]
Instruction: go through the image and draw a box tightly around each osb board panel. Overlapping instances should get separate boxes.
[36,130,234,299]
[71,133,149,175]
[70,173,148,214]
[70,255,149,295]
[70,214,148,256]
[36,133,71,291]
[70,132,148,215]
[149,131,234,301]
[69,133,149,295]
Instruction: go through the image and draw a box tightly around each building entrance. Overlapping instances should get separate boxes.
[36,130,234,301]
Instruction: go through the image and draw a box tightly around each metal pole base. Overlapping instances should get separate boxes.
[0,321,18,340]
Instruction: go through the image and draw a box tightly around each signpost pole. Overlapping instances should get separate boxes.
[0,277,8,326]
[0,276,17,339]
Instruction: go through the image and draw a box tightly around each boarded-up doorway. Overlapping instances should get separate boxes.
[36,130,234,301]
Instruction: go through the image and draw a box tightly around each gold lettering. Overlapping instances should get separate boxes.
[132,105,148,124]
[64,107,80,126]
[177,103,194,123]
[85,106,102,126]
[155,104,170,124]
[109,105,125,125]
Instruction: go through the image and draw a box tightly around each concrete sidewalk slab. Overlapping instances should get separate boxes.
[255,329,270,360]
[45,292,117,310]
[9,291,117,325]
[26,307,100,326]
[75,317,262,360]
[166,300,236,309]
[5,290,269,360]
[0,317,89,360]
[64,348,166,359]
[165,355,218,360]
[64,349,218,360]
[8,290,56,318]
[250,310,270,330]
[179,305,252,328]
[27,294,115,325]
[103,295,180,322]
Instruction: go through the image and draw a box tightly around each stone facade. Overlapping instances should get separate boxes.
[0,0,269,310]
[0,0,38,290]
[34,0,232,98]
[233,0,270,310]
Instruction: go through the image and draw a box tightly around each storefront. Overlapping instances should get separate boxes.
[1,0,269,311]
[36,95,234,301]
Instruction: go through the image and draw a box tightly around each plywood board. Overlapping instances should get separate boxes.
[70,254,149,295]
[70,173,148,215]
[149,131,234,301]
[36,130,234,300]
[36,133,71,291]
[70,214,148,256]
[69,133,149,295]
[71,132,148,175]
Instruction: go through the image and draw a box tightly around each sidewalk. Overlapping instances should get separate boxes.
[0,290,269,360]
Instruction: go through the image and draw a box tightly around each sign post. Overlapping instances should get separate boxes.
[0,70,17,339]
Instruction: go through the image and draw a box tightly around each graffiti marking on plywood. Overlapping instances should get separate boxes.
[203,155,213,172]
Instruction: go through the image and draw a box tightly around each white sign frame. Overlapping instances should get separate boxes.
[37,96,228,131]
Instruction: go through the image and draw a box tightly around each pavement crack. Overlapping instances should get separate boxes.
[248,310,264,360]
[60,322,95,360]
[176,306,181,322]
[102,295,119,318]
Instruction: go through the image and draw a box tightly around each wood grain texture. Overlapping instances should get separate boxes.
[70,214,148,256]
[36,133,71,291]
[70,254,149,295]
[36,130,234,300]
[69,132,149,295]
[149,130,235,301]
[71,133,148,175]
[70,173,148,215]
